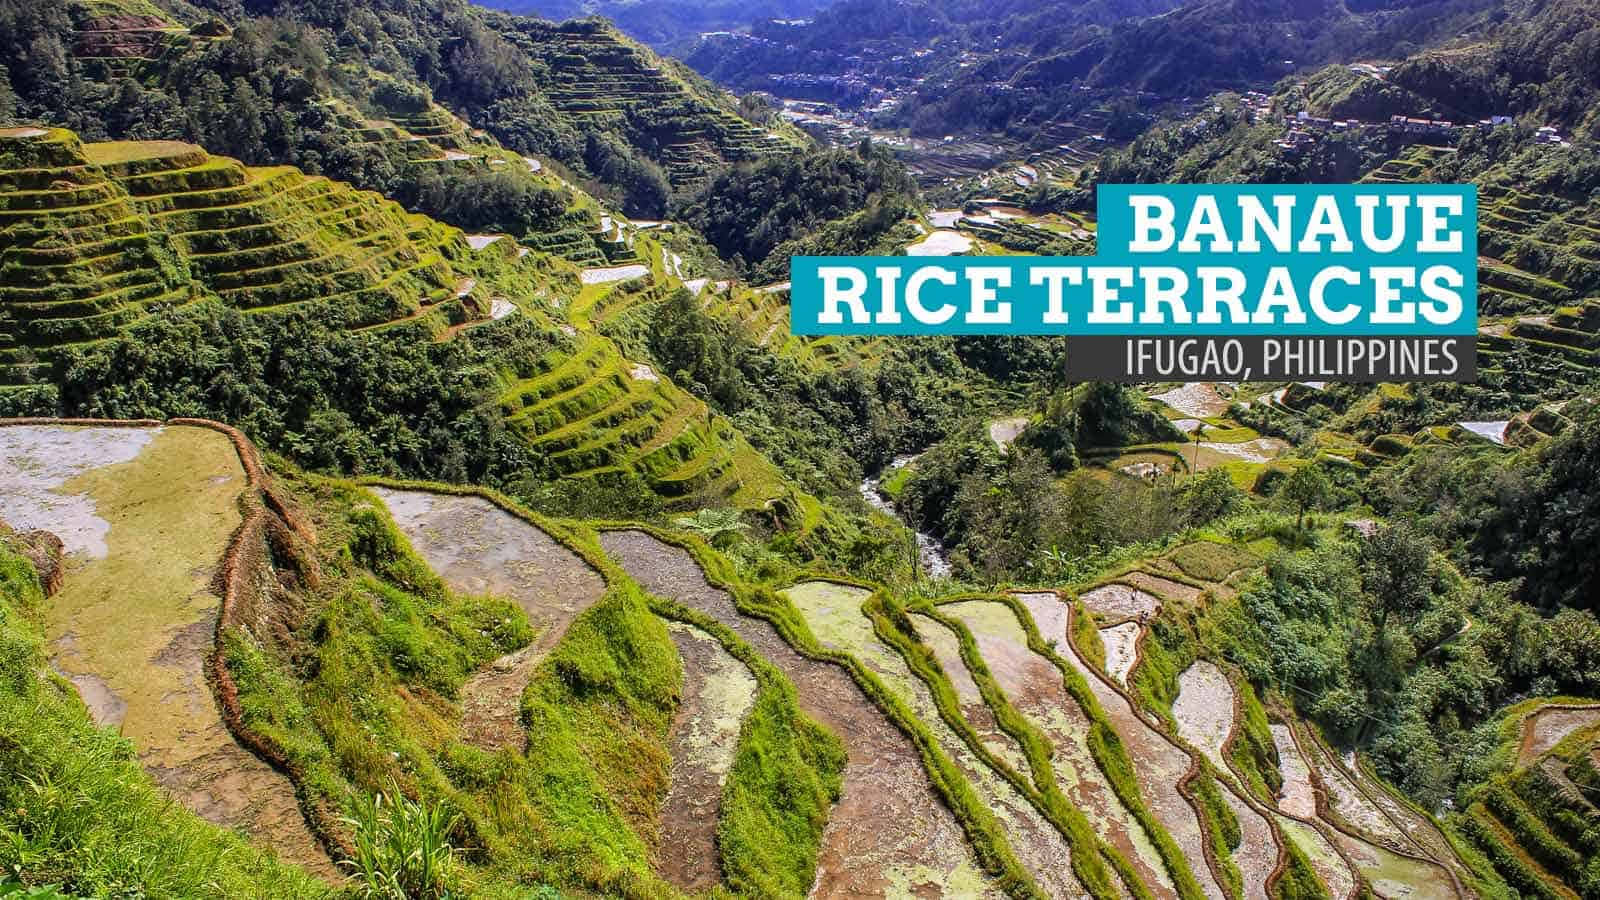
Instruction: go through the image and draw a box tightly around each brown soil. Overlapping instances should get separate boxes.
[1171,663,1279,900]
[599,530,997,899]
[656,621,757,893]
[1018,592,1225,900]
[3,424,334,879]
[370,488,606,750]
[1079,583,1162,622]
[1123,572,1206,605]
[11,528,64,596]
[75,30,170,57]
[73,18,175,59]
[911,612,1029,773]
[1520,705,1600,767]
[940,597,1178,899]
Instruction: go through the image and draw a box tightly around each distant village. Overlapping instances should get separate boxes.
[716,29,1576,194]
[1233,64,1569,155]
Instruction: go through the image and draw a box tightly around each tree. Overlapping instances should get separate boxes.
[673,508,749,548]
[1280,464,1332,531]
[1178,468,1243,525]
[1358,522,1433,631]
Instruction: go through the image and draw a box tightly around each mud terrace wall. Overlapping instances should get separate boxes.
[0,416,346,866]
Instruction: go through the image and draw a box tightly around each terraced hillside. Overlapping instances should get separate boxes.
[495,325,783,502]
[497,19,806,188]
[0,128,800,511]
[697,281,892,372]
[0,421,333,878]
[2,416,1551,900]
[592,519,1506,900]
[0,426,846,897]
[0,128,490,385]
[1458,702,1600,899]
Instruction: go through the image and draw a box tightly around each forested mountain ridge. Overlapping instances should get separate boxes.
[0,0,806,217]
[473,0,833,50]
[683,0,1564,139]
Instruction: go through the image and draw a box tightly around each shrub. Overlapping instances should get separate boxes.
[343,782,462,900]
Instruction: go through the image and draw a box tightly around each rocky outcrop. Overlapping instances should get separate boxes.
[16,529,64,597]
[0,519,64,597]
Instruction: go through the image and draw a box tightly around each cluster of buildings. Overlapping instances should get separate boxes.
[1269,108,1566,153]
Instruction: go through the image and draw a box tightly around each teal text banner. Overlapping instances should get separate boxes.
[789,184,1477,337]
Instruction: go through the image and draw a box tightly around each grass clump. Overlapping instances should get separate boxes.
[908,601,1142,900]
[1269,833,1330,900]
[989,593,1212,900]
[0,530,327,898]
[715,669,846,896]
[516,574,680,886]
[1070,595,1108,671]
[345,782,462,899]
[1190,773,1244,900]
[620,542,844,898]
[1228,677,1284,803]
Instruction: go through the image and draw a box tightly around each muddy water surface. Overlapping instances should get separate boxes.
[1171,662,1279,900]
[1223,789,1280,900]
[941,598,1176,898]
[1520,705,1600,765]
[658,621,757,892]
[1269,724,1317,818]
[912,612,1029,773]
[1100,622,1141,684]
[599,531,997,899]
[1,424,332,877]
[1016,592,1225,900]
[1173,662,1233,771]
[781,581,1083,899]
[1079,584,1162,622]
[1297,732,1461,899]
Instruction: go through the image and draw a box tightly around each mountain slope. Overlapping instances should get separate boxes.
[682,0,1501,138]
[0,127,796,513]
[473,0,832,50]
[0,0,806,217]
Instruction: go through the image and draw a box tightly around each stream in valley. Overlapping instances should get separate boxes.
[859,454,952,579]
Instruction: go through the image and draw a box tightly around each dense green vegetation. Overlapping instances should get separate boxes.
[896,386,1189,582]
[640,286,974,498]
[682,0,1547,139]
[479,0,829,50]
[678,142,916,276]
[216,474,852,897]
[0,0,803,220]
[1372,401,1600,613]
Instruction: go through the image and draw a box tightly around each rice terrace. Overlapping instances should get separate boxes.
[4,0,1600,896]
